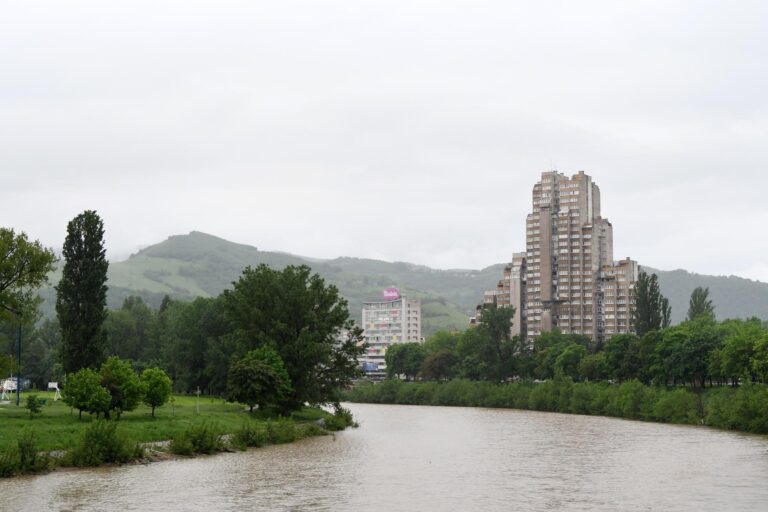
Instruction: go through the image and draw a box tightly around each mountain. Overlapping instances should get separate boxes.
[39,231,768,335]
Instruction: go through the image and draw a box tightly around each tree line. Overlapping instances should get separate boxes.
[0,211,364,417]
[386,277,768,389]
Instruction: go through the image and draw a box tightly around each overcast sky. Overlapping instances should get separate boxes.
[2,1,767,281]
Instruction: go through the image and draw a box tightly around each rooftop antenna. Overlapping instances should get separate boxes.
[550,160,557,172]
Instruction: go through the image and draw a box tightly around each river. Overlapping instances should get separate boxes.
[2,403,768,511]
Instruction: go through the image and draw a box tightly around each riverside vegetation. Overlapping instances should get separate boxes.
[0,391,357,478]
[0,213,363,478]
[348,285,768,435]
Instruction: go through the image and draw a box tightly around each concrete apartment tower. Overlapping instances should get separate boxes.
[477,171,637,346]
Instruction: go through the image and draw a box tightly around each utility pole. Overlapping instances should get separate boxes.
[16,321,21,406]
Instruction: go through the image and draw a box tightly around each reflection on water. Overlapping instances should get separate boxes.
[3,404,768,511]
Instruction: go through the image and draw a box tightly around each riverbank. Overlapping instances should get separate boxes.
[0,391,355,478]
[344,378,768,434]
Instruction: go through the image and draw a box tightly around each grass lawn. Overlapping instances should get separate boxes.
[0,391,328,452]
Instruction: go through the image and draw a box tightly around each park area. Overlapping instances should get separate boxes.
[0,391,337,453]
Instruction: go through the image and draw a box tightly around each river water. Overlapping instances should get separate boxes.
[2,403,768,511]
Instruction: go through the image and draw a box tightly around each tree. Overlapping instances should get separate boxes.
[419,349,457,381]
[105,296,155,363]
[632,271,671,336]
[100,356,144,419]
[227,347,291,413]
[603,334,642,382]
[554,343,587,380]
[56,211,109,373]
[0,228,56,320]
[688,287,715,322]
[222,264,364,412]
[63,368,110,419]
[141,367,172,417]
[385,342,426,380]
[457,305,517,381]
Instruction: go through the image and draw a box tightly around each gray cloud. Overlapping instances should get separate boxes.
[1,1,767,279]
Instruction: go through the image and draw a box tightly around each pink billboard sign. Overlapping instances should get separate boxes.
[383,287,401,301]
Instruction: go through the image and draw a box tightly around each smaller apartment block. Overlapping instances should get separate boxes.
[360,289,422,379]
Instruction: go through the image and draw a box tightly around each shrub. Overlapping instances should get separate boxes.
[265,419,299,444]
[16,429,49,473]
[0,448,19,478]
[171,422,223,455]
[233,421,269,449]
[69,420,139,467]
[652,389,699,424]
[25,395,42,418]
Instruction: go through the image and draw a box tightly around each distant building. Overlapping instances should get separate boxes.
[475,171,638,346]
[359,287,422,379]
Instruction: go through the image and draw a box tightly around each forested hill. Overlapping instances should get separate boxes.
[39,231,768,334]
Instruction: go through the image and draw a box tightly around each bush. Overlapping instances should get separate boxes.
[652,389,700,424]
[69,420,139,467]
[265,419,299,444]
[170,422,223,455]
[233,421,269,449]
[25,395,42,418]
[17,429,49,473]
[0,448,19,478]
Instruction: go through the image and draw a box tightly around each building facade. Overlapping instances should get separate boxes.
[477,171,637,345]
[359,288,422,379]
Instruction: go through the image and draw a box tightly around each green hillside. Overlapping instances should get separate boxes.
[38,232,768,334]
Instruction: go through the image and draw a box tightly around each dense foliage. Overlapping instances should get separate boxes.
[0,228,56,320]
[56,210,109,373]
[227,347,291,412]
[345,378,768,434]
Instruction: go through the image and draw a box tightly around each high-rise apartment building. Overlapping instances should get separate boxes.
[476,171,637,345]
[359,288,422,379]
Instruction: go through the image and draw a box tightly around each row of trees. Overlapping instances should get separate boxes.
[386,282,768,389]
[1,212,365,416]
[65,358,171,419]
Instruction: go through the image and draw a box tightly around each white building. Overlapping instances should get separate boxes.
[359,287,422,379]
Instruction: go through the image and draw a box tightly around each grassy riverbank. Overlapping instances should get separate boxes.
[345,378,768,434]
[0,391,355,477]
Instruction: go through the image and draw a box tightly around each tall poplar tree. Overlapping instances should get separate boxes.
[632,270,671,336]
[56,210,109,373]
[687,286,715,321]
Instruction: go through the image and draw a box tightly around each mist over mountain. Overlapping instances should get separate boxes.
[39,231,768,335]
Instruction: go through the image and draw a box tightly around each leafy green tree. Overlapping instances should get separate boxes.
[222,264,364,411]
[419,349,458,381]
[385,342,427,380]
[63,368,108,419]
[632,271,671,336]
[603,334,642,382]
[655,317,721,387]
[688,286,715,321]
[21,319,62,389]
[158,297,229,394]
[227,346,291,412]
[422,331,461,355]
[555,343,587,380]
[56,211,109,373]
[457,305,517,381]
[577,352,606,381]
[0,228,56,319]
[105,296,155,363]
[100,356,144,419]
[141,367,172,417]
[751,334,768,383]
